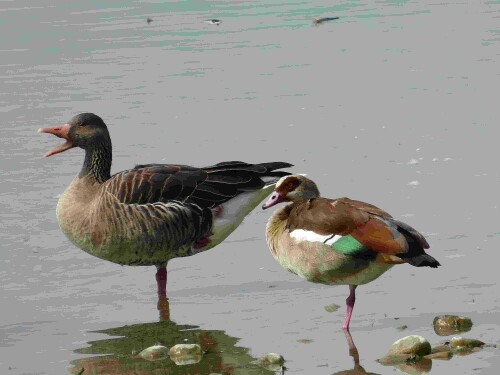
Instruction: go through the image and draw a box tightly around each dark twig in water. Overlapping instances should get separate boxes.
[313,16,339,25]
[146,17,153,24]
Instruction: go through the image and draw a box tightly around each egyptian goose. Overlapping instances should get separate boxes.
[262,175,440,331]
[39,113,292,316]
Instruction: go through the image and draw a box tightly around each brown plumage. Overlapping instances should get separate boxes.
[262,175,440,330]
[39,113,292,318]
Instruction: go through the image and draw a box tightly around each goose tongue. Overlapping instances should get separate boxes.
[38,124,74,157]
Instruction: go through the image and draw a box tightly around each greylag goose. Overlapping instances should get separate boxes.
[39,113,292,317]
[262,175,440,333]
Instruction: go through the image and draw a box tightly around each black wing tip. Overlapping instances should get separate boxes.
[258,162,294,170]
[406,254,441,268]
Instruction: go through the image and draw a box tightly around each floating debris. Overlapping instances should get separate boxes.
[254,353,285,372]
[297,339,313,344]
[146,17,153,24]
[433,315,473,336]
[324,303,340,313]
[139,345,169,361]
[407,158,419,165]
[408,180,420,186]
[313,16,339,26]
[396,325,408,331]
[205,19,221,26]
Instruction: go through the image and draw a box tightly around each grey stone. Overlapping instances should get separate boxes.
[388,335,431,356]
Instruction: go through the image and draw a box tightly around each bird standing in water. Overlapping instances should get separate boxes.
[39,113,292,319]
[263,175,440,332]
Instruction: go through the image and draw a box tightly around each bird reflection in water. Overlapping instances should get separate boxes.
[69,306,275,375]
[333,330,380,375]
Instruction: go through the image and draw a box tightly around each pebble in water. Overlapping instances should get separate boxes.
[388,335,432,356]
[139,345,169,361]
[255,353,285,372]
[169,344,202,366]
[433,315,473,336]
[324,304,340,312]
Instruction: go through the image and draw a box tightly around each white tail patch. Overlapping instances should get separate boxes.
[289,229,342,246]
[208,185,275,249]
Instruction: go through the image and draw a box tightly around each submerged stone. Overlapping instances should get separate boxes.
[424,351,452,360]
[324,304,341,312]
[255,353,285,371]
[169,343,202,366]
[433,315,473,336]
[450,337,485,349]
[430,344,451,354]
[378,354,420,366]
[138,345,169,361]
[395,358,432,375]
[388,335,431,356]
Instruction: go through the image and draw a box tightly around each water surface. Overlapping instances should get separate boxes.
[1,0,500,374]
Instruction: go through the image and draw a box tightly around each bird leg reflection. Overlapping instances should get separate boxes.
[155,265,170,321]
[343,329,360,365]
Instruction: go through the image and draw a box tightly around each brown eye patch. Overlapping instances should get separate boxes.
[277,176,301,194]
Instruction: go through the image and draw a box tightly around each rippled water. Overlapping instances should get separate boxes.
[1,0,500,374]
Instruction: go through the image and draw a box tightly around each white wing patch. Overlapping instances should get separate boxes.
[289,229,342,246]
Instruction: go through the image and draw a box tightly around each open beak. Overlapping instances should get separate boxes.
[262,191,285,209]
[38,124,74,157]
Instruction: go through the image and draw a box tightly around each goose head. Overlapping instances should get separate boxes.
[262,175,320,209]
[38,113,110,157]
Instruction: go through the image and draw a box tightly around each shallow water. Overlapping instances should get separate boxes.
[1,0,500,374]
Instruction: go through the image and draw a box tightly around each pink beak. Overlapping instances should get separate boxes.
[38,124,74,157]
[262,191,285,209]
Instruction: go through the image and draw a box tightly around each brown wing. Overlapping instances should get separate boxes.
[104,164,206,205]
[288,197,409,254]
[104,161,292,208]
[288,198,371,235]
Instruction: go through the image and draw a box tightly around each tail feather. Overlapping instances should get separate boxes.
[393,220,440,268]
[405,254,441,268]
[256,162,294,172]
[188,161,292,208]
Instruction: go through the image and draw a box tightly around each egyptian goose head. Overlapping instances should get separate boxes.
[262,175,320,209]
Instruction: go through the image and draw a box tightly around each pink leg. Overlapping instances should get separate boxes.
[155,265,170,321]
[342,285,357,331]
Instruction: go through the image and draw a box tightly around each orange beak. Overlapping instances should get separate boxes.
[38,124,74,157]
